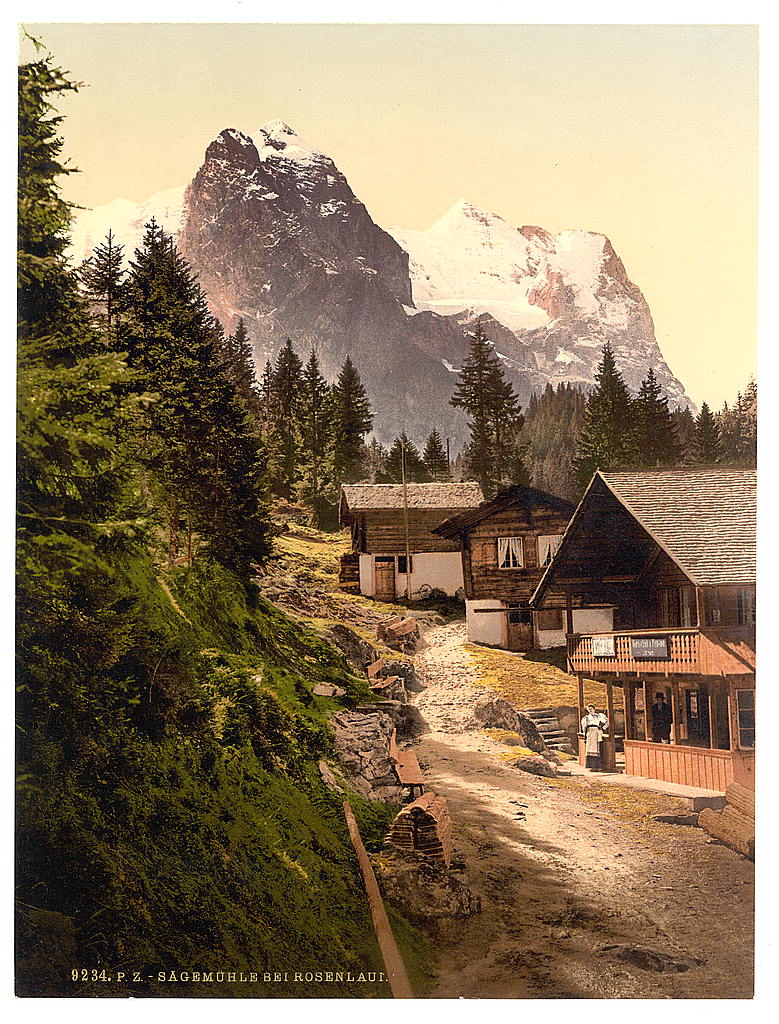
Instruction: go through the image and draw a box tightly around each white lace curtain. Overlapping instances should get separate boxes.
[498,537,523,569]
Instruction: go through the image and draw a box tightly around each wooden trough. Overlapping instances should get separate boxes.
[385,792,452,868]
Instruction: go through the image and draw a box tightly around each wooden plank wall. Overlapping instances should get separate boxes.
[359,509,463,553]
[465,504,570,602]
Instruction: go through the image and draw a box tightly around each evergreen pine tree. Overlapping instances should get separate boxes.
[694,402,722,464]
[79,229,126,333]
[120,221,271,569]
[522,382,587,500]
[634,367,680,467]
[331,355,373,485]
[422,429,450,481]
[298,348,333,502]
[17,44,143,794]
[451,325,527,495]
[671,407,696,464]
[451,326,496,492]
[365,437,388,482]
[574,343,638,489]
[268,339,304,500]
[220,317,261,417]
[384,433,428,483]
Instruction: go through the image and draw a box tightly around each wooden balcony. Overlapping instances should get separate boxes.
[567,626,755,678]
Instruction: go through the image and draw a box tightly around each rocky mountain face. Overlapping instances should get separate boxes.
[390,201,689,405]
[70,121,693,445]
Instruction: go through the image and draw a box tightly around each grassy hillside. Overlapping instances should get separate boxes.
[16,557,434,998]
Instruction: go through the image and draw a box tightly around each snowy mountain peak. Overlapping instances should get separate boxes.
[253,120,326,167]
[219,128,255,148]
[433,198,505,230]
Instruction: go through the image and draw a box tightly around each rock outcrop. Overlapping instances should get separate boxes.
[471,697,545,752]
[332,709,404,802]
[374,849,481,924]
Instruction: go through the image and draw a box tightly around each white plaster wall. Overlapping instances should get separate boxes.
[466,599,505,646]
[359,554,374,596]
[536,606,615,649]
[396,552,464,598]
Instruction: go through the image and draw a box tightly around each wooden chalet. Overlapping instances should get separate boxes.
[531,469,756,792]
[433,485,615,651]
[339,482,483,601]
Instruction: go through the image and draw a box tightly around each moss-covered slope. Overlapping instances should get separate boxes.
[16,559,433,998]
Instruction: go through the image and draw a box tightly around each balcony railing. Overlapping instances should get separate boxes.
[568,626,755,677]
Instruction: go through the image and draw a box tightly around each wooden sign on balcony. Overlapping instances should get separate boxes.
[630,635,669,659]
[592,635,616,657]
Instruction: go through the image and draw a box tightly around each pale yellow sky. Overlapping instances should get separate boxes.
[21,23,758,409]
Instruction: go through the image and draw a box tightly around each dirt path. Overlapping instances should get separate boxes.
[411,622,754,999]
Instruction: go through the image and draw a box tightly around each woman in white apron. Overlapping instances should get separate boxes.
[581,704,608,770]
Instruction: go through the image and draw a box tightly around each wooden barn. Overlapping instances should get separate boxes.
[339,482,483,601]
[531,469,756,792]
[433,485,615,651]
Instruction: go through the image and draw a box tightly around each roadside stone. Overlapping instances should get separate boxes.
[353,700,430,740]
[318,760,345,795]
[472,697,545,752]
[327,623,380,672]
[332,710,404,802]
[373,849,481,923]
[598,944,706,973]
[382,658,425,693]
[513,755,559,778]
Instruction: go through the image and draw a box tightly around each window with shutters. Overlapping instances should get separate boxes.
[497,537,523,569]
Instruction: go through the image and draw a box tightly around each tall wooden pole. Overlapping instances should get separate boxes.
[401,442,411,600]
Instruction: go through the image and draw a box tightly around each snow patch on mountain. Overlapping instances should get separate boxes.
[68,185,186,264]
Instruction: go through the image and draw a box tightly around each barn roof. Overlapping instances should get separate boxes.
[532,468,756,602]
[434,484,576,538]
[340,481,483,514]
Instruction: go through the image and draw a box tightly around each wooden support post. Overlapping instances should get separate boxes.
[707,686,716,750]
[605,679,616,770]
[624,679,634,740]
[670,680,681,744]
[577,673,586,766]
[566,589,574,636]
[643,679,650,742]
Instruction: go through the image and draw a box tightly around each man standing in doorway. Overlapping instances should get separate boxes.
[651,691,673,744]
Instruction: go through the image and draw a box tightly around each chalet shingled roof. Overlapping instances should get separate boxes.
[433,484,576,538]
[532,468,756,603]
[340,481,483,512]
[599,469,756,586]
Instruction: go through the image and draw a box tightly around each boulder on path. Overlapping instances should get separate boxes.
[472,697,545,752]
[382,658,425,693]
[353,700,429,741]
[599,944,705,973]
[327,623,380,672]
[512,755,558,778]
[374,849,481,923]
